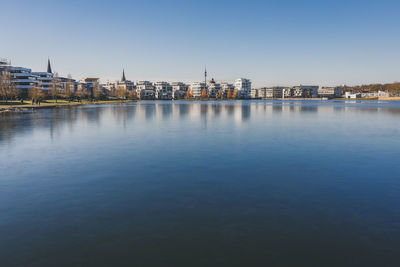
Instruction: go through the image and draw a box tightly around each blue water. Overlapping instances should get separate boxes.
[1,100,400,266]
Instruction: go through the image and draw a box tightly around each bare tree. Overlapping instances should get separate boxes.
[0,67,16,103]
[28,82,42,104]
[217,88,222,99]
[227,88,232,99]
[232,89,238,99]
[128,90,137,100]
[64,74,74,102]
[186,88,193,99]
[201,88,207,99]
[117,86,128,101]
[49,72,60,103]
[75,84,88,102]
[92,81,101,101]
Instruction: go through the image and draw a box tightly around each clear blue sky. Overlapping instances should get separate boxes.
[1,0,399,87]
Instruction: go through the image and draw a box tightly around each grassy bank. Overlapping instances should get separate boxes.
[0,99,136,112]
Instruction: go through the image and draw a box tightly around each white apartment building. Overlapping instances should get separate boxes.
[235,78,251,99]
[6,66,37,92]
[345,92,361,99]
[250,88,258,99]
[264,87,285,98]
[252,87,291,99]
[0,59,58,93]
[207,79,221,98]
[171,82,188,99]
[79,78,99,88]
[32,72,54,91]
[136,81,155,99]
[318,87,342,99]
[220,83,235,98]
[78,78,100,96]
[189,82,207,98]
[282,87,292,98]
[116,80,135,91]
[155,82,173,100]
[58,77,77,93]
[102,82,116,91]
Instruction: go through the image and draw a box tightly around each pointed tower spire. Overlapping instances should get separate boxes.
[121,69,126,82]
[47,59,52,73]
[205,67,207,84]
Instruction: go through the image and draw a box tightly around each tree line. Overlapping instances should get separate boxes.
[339,82,400,96]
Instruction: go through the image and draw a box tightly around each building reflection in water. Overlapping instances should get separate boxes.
[1,101,400,145]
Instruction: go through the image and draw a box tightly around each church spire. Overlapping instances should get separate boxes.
[121,69,126,82]
[47,59,52,73]
[205,67,207,84]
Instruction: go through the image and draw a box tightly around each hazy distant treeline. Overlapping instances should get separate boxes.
[340,82,400,96]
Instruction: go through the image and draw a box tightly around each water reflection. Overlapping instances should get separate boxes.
[1,100,400,267]
[1,101,400,145]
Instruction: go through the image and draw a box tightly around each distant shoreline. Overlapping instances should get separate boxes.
[0,100,137,113]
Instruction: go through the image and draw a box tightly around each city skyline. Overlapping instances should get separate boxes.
[1,0,399,87]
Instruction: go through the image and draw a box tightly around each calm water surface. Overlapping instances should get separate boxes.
[1,100,400,266]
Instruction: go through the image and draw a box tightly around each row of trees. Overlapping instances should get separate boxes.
[340,82,400,96]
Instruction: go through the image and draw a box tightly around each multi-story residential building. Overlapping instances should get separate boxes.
[251,87,267,99]
[1,59,56,93]
[58,77,77,94]
[220,83,235,98]
[171,82,188,99]
[5,66,37,92]
[250,88,258,99]
[79,78,100,96]
[31,59,55,91]
[79,77,99,86]
[291,86,303,97]
[207,79,221,98]
[189,82,207,98]
[318,87,342,99]
[265,87,285,98]
[32,72,54,91]
[344,91,361,99]
[136,81,155,99]
[282,87,292,98]
[155,81,173,100]
[235,78,251,99]
[290,85,319,98]
[102,81,116,92]
[302,85,319,98]
[252,87,291,99]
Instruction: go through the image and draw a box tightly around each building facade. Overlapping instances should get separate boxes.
[189,82,207,98]
[220,83,235,98]
[318,87,342,99]
[155,82,173,100]
[235,78,251,99]
[136,81,155,99]
[171,82,188,99]
[207,79,221,98]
